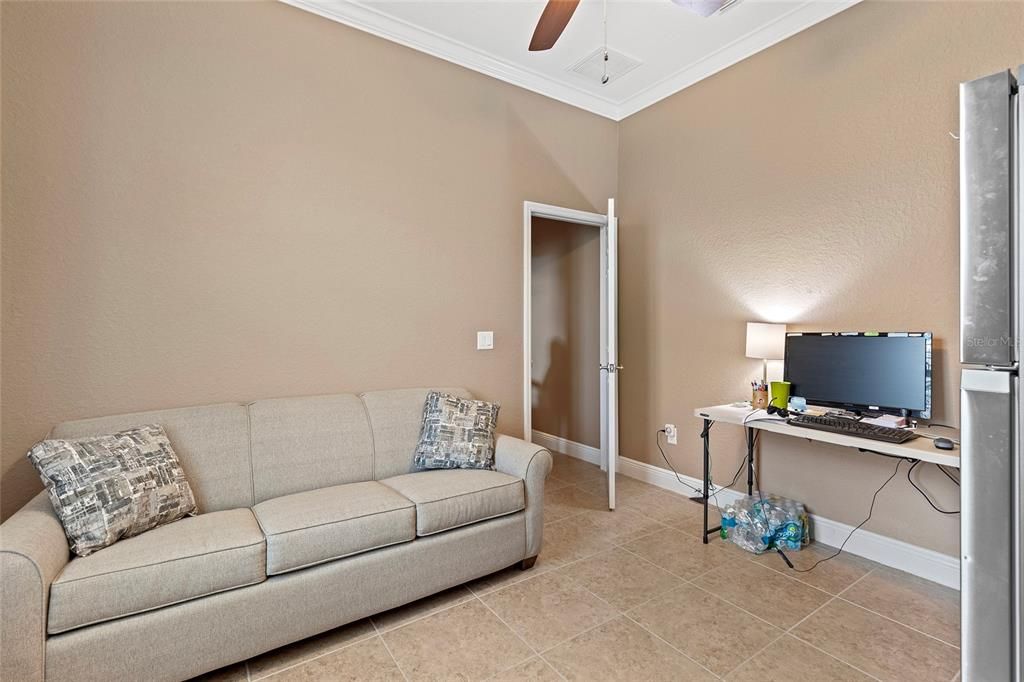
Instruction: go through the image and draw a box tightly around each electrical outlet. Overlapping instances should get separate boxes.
[664,423,678,445]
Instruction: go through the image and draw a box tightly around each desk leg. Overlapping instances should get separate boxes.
[746,427,755,496]
[700,419,721,544]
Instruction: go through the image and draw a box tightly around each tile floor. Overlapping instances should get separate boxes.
[195,452,960,681]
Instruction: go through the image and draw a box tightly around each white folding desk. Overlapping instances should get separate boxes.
[692,404,961,544]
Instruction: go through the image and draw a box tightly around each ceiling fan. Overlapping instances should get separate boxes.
[528,0,738,51]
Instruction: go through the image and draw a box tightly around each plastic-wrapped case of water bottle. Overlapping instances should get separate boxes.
[720,495,810,554]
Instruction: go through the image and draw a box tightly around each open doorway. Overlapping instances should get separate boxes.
[530,218,601,464]
[523,200,619,509]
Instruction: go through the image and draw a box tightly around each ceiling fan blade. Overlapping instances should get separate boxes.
[528,0,581,51]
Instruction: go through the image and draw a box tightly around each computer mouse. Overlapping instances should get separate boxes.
[933,437,955,450]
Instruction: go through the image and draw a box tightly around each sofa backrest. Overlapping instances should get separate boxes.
[247,393,374,503]
[50,403,254,513]
[48,387,473,512]
[360,387,472,480]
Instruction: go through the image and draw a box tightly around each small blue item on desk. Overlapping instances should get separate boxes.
[788,396,807,412]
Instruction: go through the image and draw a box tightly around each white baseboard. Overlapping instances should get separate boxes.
[617,456,960,590]
[806,511,961,591]
[531,431,603,467]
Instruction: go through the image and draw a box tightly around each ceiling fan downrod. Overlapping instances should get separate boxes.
[601,0,609,84]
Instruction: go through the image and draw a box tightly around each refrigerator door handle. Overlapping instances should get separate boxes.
[1014,64,1022,682]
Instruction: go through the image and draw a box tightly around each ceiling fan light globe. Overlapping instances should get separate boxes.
[670,0,728,18]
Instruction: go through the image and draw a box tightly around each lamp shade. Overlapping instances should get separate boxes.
[745,322,787,360]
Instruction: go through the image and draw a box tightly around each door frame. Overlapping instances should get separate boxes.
[522,201,609,464]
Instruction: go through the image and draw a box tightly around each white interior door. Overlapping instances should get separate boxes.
[601,198,619,511]
[523,200,615,509]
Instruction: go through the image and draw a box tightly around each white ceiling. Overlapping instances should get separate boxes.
[285,0,859,120]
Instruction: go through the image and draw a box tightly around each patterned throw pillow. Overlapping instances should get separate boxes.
[27,424,197,556]
[413,392,500,470]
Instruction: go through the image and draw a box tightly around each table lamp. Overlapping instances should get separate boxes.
[746,322,787,383]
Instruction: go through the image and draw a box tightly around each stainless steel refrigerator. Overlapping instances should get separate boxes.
[960,65,1022,682]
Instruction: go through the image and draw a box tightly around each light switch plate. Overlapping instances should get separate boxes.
[477,331,494,350]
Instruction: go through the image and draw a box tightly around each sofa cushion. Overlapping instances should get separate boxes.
[252,481,416,575]
[413,392,500,470]
[381,470,524,536]
[48,508,265,634]
[359,387,473,480]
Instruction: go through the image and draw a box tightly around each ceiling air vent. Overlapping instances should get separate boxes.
[567,47,641,85]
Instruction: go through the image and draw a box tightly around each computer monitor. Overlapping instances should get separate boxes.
[783,332,932,419]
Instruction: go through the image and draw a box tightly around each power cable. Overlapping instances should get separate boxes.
[907,460,960,514]
[655,427,748,502]
[771,457,905,573]
[937,465,960,486]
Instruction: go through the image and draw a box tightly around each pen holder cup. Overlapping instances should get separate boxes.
[752,389,769,409]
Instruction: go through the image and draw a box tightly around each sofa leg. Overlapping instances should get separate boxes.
[519,556,538,570]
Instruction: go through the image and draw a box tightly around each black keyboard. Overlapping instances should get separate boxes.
[787,414,918,444]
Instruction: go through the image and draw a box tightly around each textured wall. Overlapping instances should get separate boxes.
[3,0,1022,559]
[0,1,618,519]
[531,218,601,448]
[617,0,1023,556]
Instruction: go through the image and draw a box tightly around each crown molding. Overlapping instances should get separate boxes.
[283,0,861,122]
[615,0,861,119]
[282,0,623,119]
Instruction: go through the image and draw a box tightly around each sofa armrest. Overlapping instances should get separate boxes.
[1,491,70,682]
[494,434,552,559]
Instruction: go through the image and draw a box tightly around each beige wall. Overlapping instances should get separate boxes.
[617,0,1023,556]
[0,1,618,519]
[3,0,1022,557]
[531,217,601,448]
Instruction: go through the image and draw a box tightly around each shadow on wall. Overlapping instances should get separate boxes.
[532,338,571,438]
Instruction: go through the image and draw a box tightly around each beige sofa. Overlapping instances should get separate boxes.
[0,387,552,682]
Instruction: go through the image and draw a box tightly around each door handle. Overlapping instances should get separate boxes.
[599,364,624,373]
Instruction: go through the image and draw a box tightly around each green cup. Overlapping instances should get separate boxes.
[769,381,791,410]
